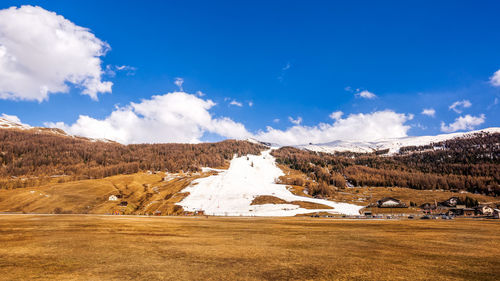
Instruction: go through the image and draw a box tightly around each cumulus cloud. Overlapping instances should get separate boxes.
[0,5,112,101]
[45,91,251,144]
[440,114,485,133]
[490,69,500,87]
[288,116,302,125]
[449,100,471,113]
[248,101,253,107]
[256,110,412,145]
[356,90,376,99]
[229,100,243,107]
[421,108,436,117]
[329,111,343,120]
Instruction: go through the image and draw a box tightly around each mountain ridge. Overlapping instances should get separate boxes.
[297,127,500,154]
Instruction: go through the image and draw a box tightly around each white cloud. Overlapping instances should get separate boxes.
[355,90,376,99]
[229,100,243,107]
[490,69,500,87]
[273,118,280,123]
[257,110,412,145]
[288,116,302,125]
[0,5,112,101]
[329,111,343,120]
[449,100,471,113]
[278,62,291,81]
[421,108,436,117]
[196,91,205,97]
[174,78,184,91]
[105,65,136,77]
[248,101,253,107]
[45,91,251,144]
[440,114,485,133]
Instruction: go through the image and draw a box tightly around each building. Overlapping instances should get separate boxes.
[440,197,459,207]
[446,206,476,217]
[108,195,118,201]
[377,197,407,208]
[476,205,494,216]
[463,208,476,217]
[420,203,434,210]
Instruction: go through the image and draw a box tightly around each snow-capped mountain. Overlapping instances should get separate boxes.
[0,116,116,142]
[0,116,32,130]
[298,127,500,154]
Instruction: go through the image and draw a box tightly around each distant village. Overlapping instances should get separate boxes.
[359,196,500,220]
[107,190,500,219]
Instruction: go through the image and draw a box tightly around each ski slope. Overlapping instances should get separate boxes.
[178,149,363,216]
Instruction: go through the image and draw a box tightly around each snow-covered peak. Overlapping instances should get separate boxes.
[298,127,500,155]
[245,138,280,148]
[0,116,32,130]
[0,115,119,143]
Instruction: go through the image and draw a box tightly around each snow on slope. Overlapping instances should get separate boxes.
[0,117,32,130]
[178,149,363,216]
[300,127,500,154]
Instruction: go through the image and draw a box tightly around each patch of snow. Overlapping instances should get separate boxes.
[0,117,31,130]
[178,149,363,216]
[201,167,227,173]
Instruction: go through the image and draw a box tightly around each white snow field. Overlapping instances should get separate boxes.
[178,149,363,216]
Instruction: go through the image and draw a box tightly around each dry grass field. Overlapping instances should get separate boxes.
[0,171,220,215]
[0,215,498,281]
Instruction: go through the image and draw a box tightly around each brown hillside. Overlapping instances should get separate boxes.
[0,129,265,189]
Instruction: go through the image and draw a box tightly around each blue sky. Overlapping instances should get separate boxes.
[0,1,499,144]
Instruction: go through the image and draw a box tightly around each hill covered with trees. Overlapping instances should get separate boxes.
[272,132,500,197]
[0,129,265,188]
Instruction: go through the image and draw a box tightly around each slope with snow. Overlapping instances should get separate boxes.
[0,117,32,130]
[178,149,363,216]
[299,127,500,154]
[0,116,120,142]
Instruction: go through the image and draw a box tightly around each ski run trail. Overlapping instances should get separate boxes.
[179,149,363,216]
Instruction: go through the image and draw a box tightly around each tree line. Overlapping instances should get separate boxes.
[272,132,500,197]
[0,130,265,189]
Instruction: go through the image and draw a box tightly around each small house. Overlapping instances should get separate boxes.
[463,208,476,217]
[420,202,436,210]
[108,195,119,201]
[476,205,494,216]
[447,207,476,217]
[377,197,407,208]
[441,197,459,207]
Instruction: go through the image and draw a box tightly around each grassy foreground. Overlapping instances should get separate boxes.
[0,215,498,281]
